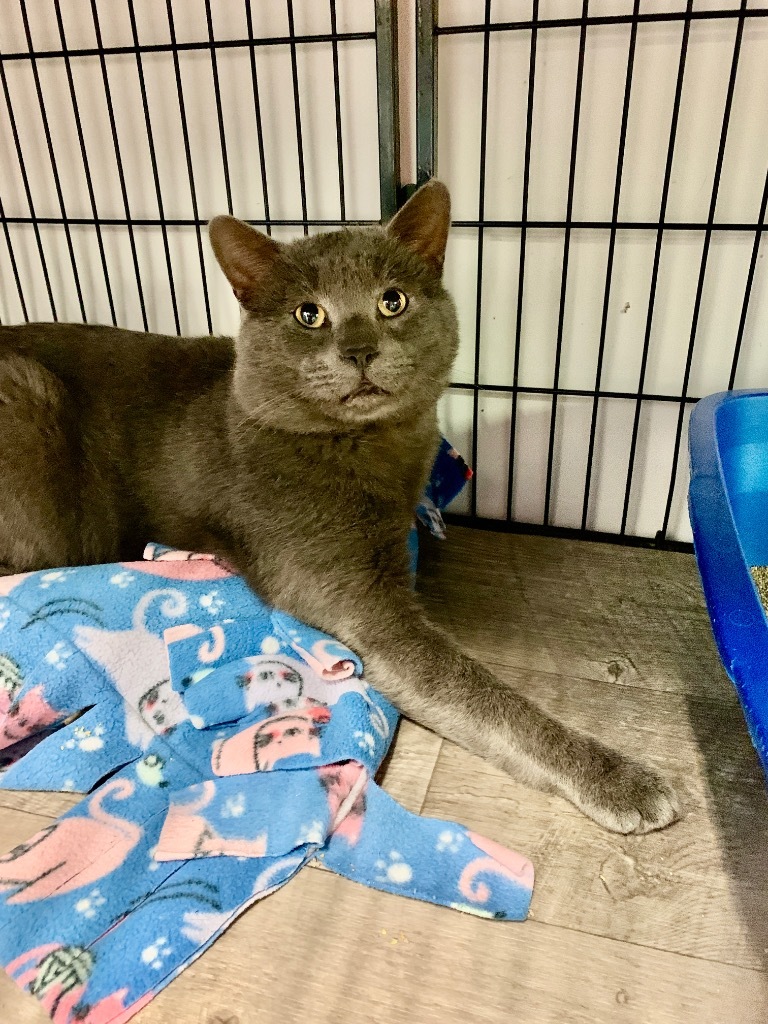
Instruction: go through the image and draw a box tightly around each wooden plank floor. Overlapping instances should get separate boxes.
[1,528,767,1023]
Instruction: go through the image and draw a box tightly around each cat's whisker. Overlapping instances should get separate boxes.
[235,388,308,431]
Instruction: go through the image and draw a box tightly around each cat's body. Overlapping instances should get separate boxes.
[0,182,679,834]
[0,323,430,574]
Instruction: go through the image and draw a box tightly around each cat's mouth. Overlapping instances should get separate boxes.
[341,380,391,404]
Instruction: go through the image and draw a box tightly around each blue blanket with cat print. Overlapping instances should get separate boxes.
[0,444,531,1024]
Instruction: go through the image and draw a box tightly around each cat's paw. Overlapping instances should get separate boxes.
[571,752,680,834]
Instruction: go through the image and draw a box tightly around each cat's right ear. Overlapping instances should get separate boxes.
[387,179,451,276]
[208,216,283,309]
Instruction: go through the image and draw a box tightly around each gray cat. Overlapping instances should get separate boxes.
[0,181,678,833]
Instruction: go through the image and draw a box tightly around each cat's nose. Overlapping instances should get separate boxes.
[341,343,378,370]
[338,316,379,369]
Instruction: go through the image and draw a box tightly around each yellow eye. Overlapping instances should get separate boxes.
[378,288,408,318]
[294,302,327,329]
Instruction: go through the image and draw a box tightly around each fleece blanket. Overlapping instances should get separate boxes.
[0,443,533,1024]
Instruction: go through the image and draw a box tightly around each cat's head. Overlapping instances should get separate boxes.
[209,180,458,432]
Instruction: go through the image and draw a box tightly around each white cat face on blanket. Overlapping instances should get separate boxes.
[73,590,189,750]
[240,655,390,739]
[237,657,306,712]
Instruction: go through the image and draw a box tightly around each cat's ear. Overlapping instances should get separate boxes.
[387,179,451,275]
[208,216,284,308]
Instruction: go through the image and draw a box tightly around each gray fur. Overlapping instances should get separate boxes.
[0,181,678,833]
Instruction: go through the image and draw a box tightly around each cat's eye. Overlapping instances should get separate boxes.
[294,302,326,329]
[378,288,408,318]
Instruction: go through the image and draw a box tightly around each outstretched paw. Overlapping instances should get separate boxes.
[573,751,680,834]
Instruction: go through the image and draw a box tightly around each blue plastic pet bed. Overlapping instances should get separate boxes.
[689,389,768,779]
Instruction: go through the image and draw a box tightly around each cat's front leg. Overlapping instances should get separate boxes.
[251,563,679,834]
[358,604,678,835]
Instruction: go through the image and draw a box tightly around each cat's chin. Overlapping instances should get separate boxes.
[342,381,389,402]
[330,392,400,425]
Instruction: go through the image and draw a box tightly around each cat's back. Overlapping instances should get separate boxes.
[0,322,234,401]
[0,323,238,567]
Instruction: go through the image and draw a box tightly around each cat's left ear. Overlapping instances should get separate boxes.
[387,179,451,276]
[209,216,284,309]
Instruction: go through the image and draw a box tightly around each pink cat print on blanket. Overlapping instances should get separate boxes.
[126,548,235,580]
[0,780,141,904]
[5,944,151,1024]
[211,706,332,775]
[0,653,60,747]
[459,833,535,899]
[0,682,60,748]
[155,781,268,861]
[318,761,367,845]
[285,638,358,681]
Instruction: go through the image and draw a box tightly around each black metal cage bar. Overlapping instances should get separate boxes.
[417,0,768,550]
[2,0,767,550]
[375,0,399,221]
[0,2,394,239]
